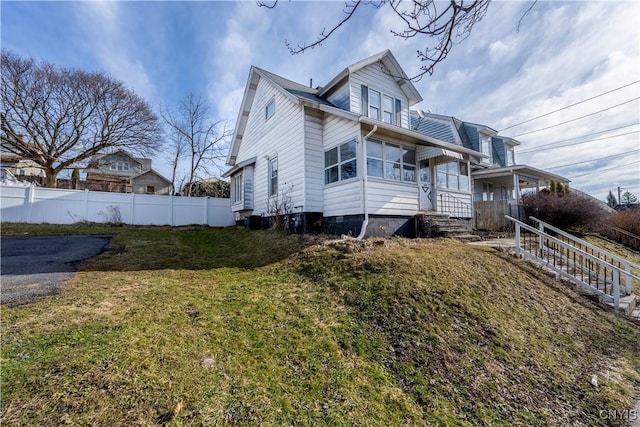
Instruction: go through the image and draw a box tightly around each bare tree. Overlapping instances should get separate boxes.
[1,51,161,187]
[258,0,494,80]
[160,93,230,196]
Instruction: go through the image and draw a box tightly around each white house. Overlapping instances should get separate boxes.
[223,50,567,237]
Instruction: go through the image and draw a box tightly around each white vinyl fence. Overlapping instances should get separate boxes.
[0,185,235,227]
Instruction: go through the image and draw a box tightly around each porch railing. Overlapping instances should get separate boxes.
[530,216,639,296]
[438,193,472,219]
[506,216,640,311]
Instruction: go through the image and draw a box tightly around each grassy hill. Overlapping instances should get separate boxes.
[1,225,639,426]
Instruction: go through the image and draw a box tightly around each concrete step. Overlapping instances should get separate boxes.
[604,294,637,317]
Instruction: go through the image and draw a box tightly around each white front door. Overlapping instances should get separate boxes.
[419,160,433,210]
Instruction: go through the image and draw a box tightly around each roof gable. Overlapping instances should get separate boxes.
[227,67,310,166]
[318,50,423,106]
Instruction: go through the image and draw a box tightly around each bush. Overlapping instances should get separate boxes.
[608,209,640,235]
[522,190,608,231]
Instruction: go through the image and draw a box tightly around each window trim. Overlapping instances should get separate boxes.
[362,85,401,126]
[268,157,278,196]
[265,98,276,121]
[145,185,155,194]
[480,134,493,164]
[324,139,358,185]
[232,173,243,204]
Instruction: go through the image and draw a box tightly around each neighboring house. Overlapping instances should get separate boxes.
[411,112,570,204]
[223,50,567,237]
[0,141,46,185]
[83,150,172,195]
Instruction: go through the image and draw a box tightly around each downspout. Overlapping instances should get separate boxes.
[352,125,377,240]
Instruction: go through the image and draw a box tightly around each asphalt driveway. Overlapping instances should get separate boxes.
[1,235,111,305]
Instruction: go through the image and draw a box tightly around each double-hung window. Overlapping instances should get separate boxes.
[480,134,492,164]
[324,140,357,184]
[506,146,515,166]
[232,173,242,203]
[366,139,415,183]
[436,161,469,191]
[362,85,401,126]
[369,90,381,121]
[268,157,278,196]
[382,95,394,124]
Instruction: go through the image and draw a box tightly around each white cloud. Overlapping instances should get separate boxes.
[73,2,158,104]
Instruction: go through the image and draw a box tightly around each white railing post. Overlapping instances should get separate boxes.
[624,262,631,295]
[613,269,620,311]
[515,222,521,257]
[538,220,545,258]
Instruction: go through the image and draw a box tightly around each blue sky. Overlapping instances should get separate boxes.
[2,1,639,201]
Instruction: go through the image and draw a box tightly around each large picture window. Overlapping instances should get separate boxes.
[268,157,278,196]
[367,139,415,183]
[436,161,469,191]
[325,140,357,184]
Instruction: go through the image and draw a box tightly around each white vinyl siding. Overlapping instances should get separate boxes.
[366,179,419,216]
[324,180,362,217]
[350,63,409,128]
[322,116,361,216]
[303,109,324,211]
[235,78,304,215]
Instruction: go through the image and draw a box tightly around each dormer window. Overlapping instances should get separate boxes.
[110,161,130,171]
[361,85,402,126]
[480,134,492,164]
[506,146,515,166]
[369,90,381,120]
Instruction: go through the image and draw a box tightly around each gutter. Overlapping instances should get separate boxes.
[359,116,487,158]
[343,124,377,241]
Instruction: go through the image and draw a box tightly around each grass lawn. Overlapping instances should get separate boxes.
[1,224,639,426]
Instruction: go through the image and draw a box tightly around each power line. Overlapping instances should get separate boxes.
[511,97,640,138]
[518,122,639,152]
[519,130,640,153]
[545,149,640,170]
[500,80,640,132]
[569,161,640,178]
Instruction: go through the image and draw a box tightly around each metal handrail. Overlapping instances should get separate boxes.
[438,192,472,219]
[506,215,636,311]
[530,216,639,295]
[530,217,639,268]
